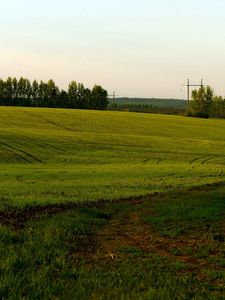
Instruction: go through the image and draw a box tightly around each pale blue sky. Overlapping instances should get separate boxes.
[1,0,225,98]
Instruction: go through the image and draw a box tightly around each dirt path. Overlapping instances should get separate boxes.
[0,192,165,229]
[87,204,225,288]
[1,182,225,286]
[0,181,224,229]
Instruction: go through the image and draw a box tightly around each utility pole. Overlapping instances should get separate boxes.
[200,78,204,111]
[108,91,118,104]
[187,79,190,112]
[113,91,116,104]
[183,79,206,114]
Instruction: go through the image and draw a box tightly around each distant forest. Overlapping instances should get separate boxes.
[108,98,186,115]
[108,97,186,109]
[0,77,108,110]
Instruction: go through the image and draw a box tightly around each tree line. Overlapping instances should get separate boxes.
[0,77,108,110]
[190,86,225,118]
[109,103,185,115]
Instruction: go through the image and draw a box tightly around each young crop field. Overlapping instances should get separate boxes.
[1,106,225,209]
[1,106,225,299]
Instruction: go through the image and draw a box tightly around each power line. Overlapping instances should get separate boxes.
[182,79,206,113]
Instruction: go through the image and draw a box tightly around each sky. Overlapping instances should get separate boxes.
[1,0,225,98]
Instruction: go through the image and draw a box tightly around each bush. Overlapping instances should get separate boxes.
[191,111,209,119]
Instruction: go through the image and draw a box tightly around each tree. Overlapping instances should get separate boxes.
[58,90,69,108]
[25,79,32,105]
[191,86,214,118]
[212,96,224,118]
[77,83,86,109]
[0,79,6,104]
[5,77,13,104]
[91,85,108,110]
[68,81,78,108]
[203,86,213,115]
[12,78,18,103]
[46,79,59,107]
[84,88,92,109]
[17,77,27,101]
[32,80,39,105]
[38,81,48,106]
[0,77,109,111]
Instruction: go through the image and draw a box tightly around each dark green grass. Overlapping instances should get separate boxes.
[0,208,108,300]
[1,186,225,299]
[0,209,215,300]
[142,186,225,237]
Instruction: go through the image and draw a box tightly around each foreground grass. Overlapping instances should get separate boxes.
[1,185,225,299]
[1,107,225,209]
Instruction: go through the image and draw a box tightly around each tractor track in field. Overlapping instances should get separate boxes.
[190,154,225,166]
[0,181,224,230]
[0,141,42,163]
[201,155,217,164]
[142,158,161,164]
[37,117,75,133]
[189,156,206,164]
[24,112,76,133]
[188,154,225,172]
[0,142,31,163]
[189,155,214,165]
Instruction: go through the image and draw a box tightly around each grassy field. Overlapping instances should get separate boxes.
[1,106,225,299]
[1,106,225,209]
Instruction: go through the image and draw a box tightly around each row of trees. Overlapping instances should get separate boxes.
[109,103,185,115]
[190,86,225,118]
[0,77,108,110]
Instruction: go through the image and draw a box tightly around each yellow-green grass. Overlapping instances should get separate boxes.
[1,106,225,209]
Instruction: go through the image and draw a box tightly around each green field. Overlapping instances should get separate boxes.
[1,106,225,209]
[1,106,225,299]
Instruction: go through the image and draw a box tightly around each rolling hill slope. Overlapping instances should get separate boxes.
[0,106,225,209]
